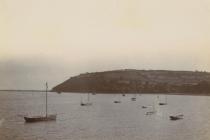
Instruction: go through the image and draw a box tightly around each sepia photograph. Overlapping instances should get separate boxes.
[1,0,210,139]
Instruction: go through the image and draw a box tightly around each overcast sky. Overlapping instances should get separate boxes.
[1,0,210,89]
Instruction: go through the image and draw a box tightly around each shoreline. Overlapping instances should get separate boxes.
[1,90,210,96]
[52,91,210,96]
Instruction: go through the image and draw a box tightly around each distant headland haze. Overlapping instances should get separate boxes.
[52,69,210,95]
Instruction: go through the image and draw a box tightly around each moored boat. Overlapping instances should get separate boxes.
[81,102,92,106]
[145,102,156,115]
[131,97,136,101]
[169,114,184,120]
[114,100,121,103]
[159,95,167,106]
[24,82,57,123]
[159,102,167,105]
[114,94,121,103]
[24,114,56,123]
[145,111,155,115]
[80,93,92,106]
[141,106,147,109]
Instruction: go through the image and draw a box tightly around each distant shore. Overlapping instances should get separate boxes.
[52,69,210,95]
[53,91,210,96]
[0,90,210,96]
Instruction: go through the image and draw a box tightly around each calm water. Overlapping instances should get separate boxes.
[0,91,210,140]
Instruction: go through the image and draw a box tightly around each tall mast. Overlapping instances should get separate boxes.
[87,93,90,103]
[153,101,155,112]
[46,82,48,117]
[80,96,83,104]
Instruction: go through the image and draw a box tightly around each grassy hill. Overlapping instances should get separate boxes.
[52,69,210,94]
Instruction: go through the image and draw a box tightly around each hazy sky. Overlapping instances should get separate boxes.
[1,0,210,89]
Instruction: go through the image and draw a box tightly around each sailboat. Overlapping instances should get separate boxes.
[131,81,138,101]
[146,102,156,115]
[114,94,121,103]
[159,95,167,105]
[131,93,137,101]
[80,93,92,106]
[24,82,56,123]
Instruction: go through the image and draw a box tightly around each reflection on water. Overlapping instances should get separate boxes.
[0,91,210,140]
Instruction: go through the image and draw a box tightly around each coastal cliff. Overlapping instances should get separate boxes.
[52,69,210,94]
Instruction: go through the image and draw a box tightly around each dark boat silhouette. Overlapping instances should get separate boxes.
[159,95,167,106]
[141,106,147,109]
[145,102,156,115]
[131,97,136,101]
[114,95,121,103]
[24,82,56,123]
[131,92,137,101]
[24,114,56,122]
[80,93,92,106]
[169,114,184,120]
[114,100,121,103]
[80,102,92,106]
[145,111,155,115]
[159,102,167,105]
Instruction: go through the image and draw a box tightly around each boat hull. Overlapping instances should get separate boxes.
[24,114,56,123]
[80,102,92,106]
[169,115,183,120]
[131,98,136,101]
[159,103,167,105]
[142,106,147,108]
[114,101,121,103]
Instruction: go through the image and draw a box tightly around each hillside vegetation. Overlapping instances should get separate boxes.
[52,69,210,94]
